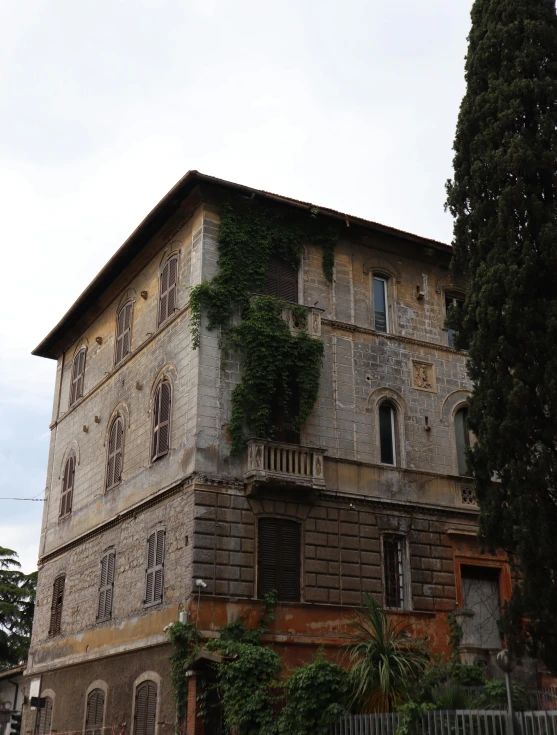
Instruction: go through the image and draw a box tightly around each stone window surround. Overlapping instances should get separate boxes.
[377,515,413,612]
[82,680,108,735]
[130,671,162,735]
[366,387,409,468]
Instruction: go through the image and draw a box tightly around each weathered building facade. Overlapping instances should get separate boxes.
[25,172,510,734]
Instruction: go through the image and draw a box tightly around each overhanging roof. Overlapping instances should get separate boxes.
[32,170,451,359]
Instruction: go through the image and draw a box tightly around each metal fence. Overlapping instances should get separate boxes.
[331,710,557,735]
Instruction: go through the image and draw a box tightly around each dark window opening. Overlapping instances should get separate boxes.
[265,256,299,302]
[383,535,405,609]
[379,403,396,465]
[272,381,300,444]
[455,407,471,476]
[445,294,465,348]
[258,517,300,602]
[373,276,388,333]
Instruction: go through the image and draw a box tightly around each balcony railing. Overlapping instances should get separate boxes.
[245,439,326,491]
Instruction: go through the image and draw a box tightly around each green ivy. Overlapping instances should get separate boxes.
[189,200,337,454]
[167,620,201,731]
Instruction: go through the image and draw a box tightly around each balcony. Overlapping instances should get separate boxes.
[281,304,323,337]
[245,439,326,493]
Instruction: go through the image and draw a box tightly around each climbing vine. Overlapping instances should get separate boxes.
[189,200,338,454]
[167,620,201,731]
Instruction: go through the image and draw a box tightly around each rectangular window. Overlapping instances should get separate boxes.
[69,348,86,406]
[145,529,165,606]
[258,518,301,602]
[49,575,65,636]
[379,403,396,465]
[373,276,388,333]
[265,256,299,303]
[445,294,464,348]
[383,535,405,609]
[461,565,502,648]
[97,551,116,622]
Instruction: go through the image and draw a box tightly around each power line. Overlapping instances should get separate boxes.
[0,497,45,501]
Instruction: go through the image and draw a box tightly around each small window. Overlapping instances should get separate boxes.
[49,575,65,636]
[152,380,171,461]
[455,407,471,476]
[115,300,133,364]
[69,348,86,406]
[97,551,116,622]
[145,529,165,606]
[85,688,105,735]
[445,294,464,348]
[158,255,178,327]
[134,680,157,735]
[106,416,124,489]
[60,454,75,518]
[383,535,406,609]
[265,256,299,302]
[34,696,53,735]
[373,276,389,333]
[258,518,300,602]
[379,402,396,466]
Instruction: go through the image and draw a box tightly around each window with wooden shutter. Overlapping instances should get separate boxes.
[85,688,105,735]
[97,551,116,622]
[383,535,405,609]
[59,454,75,518]
[69,348,86,406]
[106,416,124,489]
[258,518,300,602]
[151,380,171,461]
[115,300,133,364]
[158,255,178,327]
[49,575,65,636]
[34,696,53,735]
[145,529,165,606]
[265,256,298,302]
[134,680,157,735]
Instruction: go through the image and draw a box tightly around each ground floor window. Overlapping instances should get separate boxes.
[461,565,502,648]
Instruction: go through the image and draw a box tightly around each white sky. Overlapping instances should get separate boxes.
[0,0,472,573]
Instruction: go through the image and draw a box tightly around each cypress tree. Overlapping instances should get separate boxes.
[446,0,557,670]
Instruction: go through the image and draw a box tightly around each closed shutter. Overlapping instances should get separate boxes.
[158,256,178,326]
[265,257,298,302]
[258,518,300,602]
[60,455,75,517]
[115,301,133,364]
[85,688,105,735]
[134,681,157,735]
[152,381,171,460]
[49,575,65,636]
[34,696,53,735]
[145,529,165,605]
[106,417,124,489]
[70,349,86,405]
[97,551,116,621]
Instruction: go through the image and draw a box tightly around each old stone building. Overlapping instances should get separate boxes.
[24,171,510,734]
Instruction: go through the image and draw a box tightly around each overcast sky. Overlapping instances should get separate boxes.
[0,0,472,573]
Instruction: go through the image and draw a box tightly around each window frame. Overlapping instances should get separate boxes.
[444,290,465,349]
[257,517,301,602]
[381,534,411,611]
[454,405,471,477]
[133,679,158,735]
[106,415,125,490]
[59,453,76,518]
[49,574,65,637]
[265,255,299,303]
[34,695,53,735]
[157,254,179,328]
[69,347,87,406]
[97,550,116,622]
[372,275,390,333]
[151,380,172,462]
[115,300,134,365]
[84,687,106,735]
[144,528,165,607]
[378,401,397,467]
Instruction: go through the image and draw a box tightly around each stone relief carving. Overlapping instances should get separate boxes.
[411,360,436,392]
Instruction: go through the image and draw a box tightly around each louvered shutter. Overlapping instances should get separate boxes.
[98,551,115,621]
[265,257,298,302]
[258,518,300,601]
[60,455,75,517]
[107,417,124,489]
[49,575,65,636]
[35,696,53,735]
[115,301,133,364]
[134,681,157,735]
[85,688,105,735]
[145,530,164,605]
[70,349,86,405]
[158,256,178,327]
[152,381,171,460]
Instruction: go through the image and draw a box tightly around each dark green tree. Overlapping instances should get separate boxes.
[0,547,37,668]
[445,0,557,669]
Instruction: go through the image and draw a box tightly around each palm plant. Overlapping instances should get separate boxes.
[345,592,428,713]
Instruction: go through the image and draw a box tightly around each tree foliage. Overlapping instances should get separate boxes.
[445,0,557,670]
[0,546,37,668]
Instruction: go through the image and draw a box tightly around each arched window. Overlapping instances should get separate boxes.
[455,406,471,476]
[372,275,389,333]
[152,380,171,461]
[106,416,124,489]
[158,255,178,327]
[49,575,65,636]
[97,550,116,622]
[134,680,157,735]
[379,402,396,466]
[115,301,133,364]
[60,454,75,518]
[85,688,105,735]
[265,256,298,302]
[34,696,53,735]
[69,348,86,406]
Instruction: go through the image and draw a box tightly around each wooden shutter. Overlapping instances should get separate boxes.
[70,348,86,405]
[60,454,75,517]
[115,301,133,363]
[34,696,53,735]
[85,688,105,735]
[134,680,157,735]
[152,380,171,461]
[158,256,178,326]
[49,575,65,636]
[145,529,164,605]
[106,417,124,489]
[265,257,298,302]
[258,518,300,602]
[97,551,115,621]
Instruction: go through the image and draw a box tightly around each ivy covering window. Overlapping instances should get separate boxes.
[106,416,124,489]
[145,529,165,606]
[379,402,396,465]
[134,680,157,735]
[152,380,171,461]
[158,255,178,327]
[115,300,133,364]
[49,574,65,636]
[265,256,299,302]
[258,517,300,601]
[85,689,105,735]
[59,454,75,518]
[373,276,389,333]
[455,406,471,476]
[97,551,115,622]
[383,535,405,609]
[69,348,86,405]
